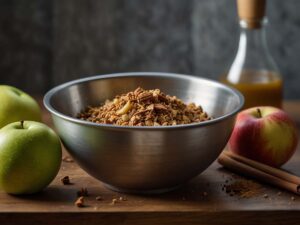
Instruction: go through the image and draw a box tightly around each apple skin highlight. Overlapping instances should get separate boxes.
[229,107,298,167]
[0,85,42,128]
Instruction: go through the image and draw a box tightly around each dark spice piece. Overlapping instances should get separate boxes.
[61,176,72,185]
[77,188,89,197]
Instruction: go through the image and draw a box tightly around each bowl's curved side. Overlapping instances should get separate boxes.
[44,72,243,193]
[52,113,236,193]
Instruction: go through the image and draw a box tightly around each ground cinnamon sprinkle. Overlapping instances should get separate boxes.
[78,87,211,126]
[222,180,263,198]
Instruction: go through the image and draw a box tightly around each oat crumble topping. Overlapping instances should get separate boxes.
[78,87,211,126]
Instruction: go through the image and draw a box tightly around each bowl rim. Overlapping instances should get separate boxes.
[43,72,244,130]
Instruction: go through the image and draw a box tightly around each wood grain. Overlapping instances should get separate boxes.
[0,99,299,225]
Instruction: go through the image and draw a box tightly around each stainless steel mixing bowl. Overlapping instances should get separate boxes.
[44,72,244,193]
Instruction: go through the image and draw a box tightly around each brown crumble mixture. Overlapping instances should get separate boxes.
[78,87,211,126]
[75,196,85,207]
[110,198,118,205]
[62,155,74,163]
[119,196,127,201]
[95,196,103,201]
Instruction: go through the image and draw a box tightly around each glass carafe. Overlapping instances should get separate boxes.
[220,0,283,109]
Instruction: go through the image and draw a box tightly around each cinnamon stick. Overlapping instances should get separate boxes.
[224,150,300,184]
[218,152,300,195]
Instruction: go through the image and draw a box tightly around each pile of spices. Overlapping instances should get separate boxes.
[78,87,211,126]
[222,179,263,198]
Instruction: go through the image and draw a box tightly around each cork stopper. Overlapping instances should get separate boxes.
[237,0,266,29]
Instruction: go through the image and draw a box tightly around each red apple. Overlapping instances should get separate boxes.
[228,106,298,167]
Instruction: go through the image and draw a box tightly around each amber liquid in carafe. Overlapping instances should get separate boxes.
[221,70,283,109]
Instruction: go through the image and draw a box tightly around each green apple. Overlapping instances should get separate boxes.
[0,121,62,194]
[0,85,42,128]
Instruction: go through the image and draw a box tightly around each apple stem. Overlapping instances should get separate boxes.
[257,108,262,118]
[20,120,24,129]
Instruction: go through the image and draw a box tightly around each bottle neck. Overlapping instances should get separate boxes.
[226,17,280,84]
[238,18,269,55]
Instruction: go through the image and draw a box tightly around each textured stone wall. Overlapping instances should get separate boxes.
[1,0,300,98]
[0,1,52,93]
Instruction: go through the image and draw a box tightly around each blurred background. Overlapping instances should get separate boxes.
[1,0,299,98]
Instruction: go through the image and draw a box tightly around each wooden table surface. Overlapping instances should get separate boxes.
[1,101,300,225]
